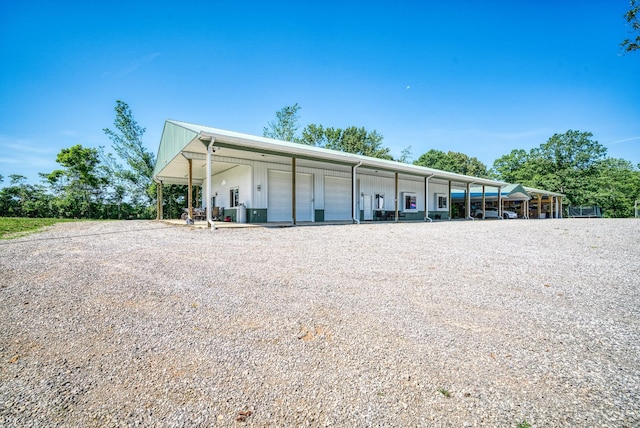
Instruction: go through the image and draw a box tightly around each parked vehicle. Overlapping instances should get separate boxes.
[475,208,518,219]
[475,208,499,219]
[502,210,518,219]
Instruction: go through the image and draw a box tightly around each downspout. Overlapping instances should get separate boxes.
[205,137,216,230]
[424,174,434,222]
[352,161,362,224]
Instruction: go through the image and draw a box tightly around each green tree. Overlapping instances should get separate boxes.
[621,0,640,53]
[44,145,107,218]
[398,146,413,164]
[324,126,393,160]
[414,149,489,177]
[591,158,640,217]
[490,149,532,182]
[0,176,54,218]
[533,130,607,204]
[489,130,640,214]
[300,123,326,146]
[263,103,302,142]
[103,100,156,214]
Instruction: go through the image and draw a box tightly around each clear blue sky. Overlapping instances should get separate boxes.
[1,1,639,184]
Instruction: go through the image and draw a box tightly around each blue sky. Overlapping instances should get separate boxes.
[1,1,639,184]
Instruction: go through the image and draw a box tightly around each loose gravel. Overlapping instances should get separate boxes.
[1,219,639,427]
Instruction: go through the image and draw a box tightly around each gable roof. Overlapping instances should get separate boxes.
[153,120,507,188]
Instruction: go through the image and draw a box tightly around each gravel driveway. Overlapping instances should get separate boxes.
[1,219,639,427]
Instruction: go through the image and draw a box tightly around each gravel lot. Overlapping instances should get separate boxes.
[1,219,639,427]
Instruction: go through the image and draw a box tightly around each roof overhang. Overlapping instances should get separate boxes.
[153,120,508,188]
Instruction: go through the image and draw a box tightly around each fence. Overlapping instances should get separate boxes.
[567,206,602,218]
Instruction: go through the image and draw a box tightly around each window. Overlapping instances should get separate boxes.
[230,187,239,207]
[436,193,448,211]
[375,193,385,210]
[402,192,417,212]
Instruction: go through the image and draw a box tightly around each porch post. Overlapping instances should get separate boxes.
[481,185,486,219]
[448,181,452,220]
[538,194,542,218]
[187,158,193,220]
[465,182,471,219]
[157,181,163,220]
[558,196,563,219]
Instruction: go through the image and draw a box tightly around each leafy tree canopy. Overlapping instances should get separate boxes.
[43,145,107,218]
[324,126,392,160]
[591,157,640,217]
[103,100,156,208]
[414,149,489,178]
[265,104,394,160]
[263,103,302,142]
[621,0,640,53]
[491,129,640,217]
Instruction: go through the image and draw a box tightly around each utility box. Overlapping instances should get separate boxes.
[236,203,246,223]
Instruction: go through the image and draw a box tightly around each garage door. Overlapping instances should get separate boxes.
[324,176,352,220]
[267,170,313,222]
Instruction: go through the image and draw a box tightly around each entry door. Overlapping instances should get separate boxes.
[295,173,313,222]
[363,194,373,220]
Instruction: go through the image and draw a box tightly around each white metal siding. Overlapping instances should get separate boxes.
[324,176,351,220]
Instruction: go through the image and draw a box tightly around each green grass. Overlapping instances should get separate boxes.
[438,388,451,398]
[517,420,532,428]
[0,217,76,240]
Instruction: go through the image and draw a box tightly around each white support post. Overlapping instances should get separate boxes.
[205,137,216,230]
[482,185,486,219]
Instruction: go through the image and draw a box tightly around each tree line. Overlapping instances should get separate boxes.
[1,102,639,219]
[0,101,192,220]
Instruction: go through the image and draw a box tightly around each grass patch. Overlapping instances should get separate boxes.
[0,217,76,240]
[517,420,532,428]
[438,388,451,398]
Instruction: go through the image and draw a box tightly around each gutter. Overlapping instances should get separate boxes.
[201,133,217,230]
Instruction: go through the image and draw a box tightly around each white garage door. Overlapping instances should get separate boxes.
[268,170,313,222]
[324,176,352,220]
